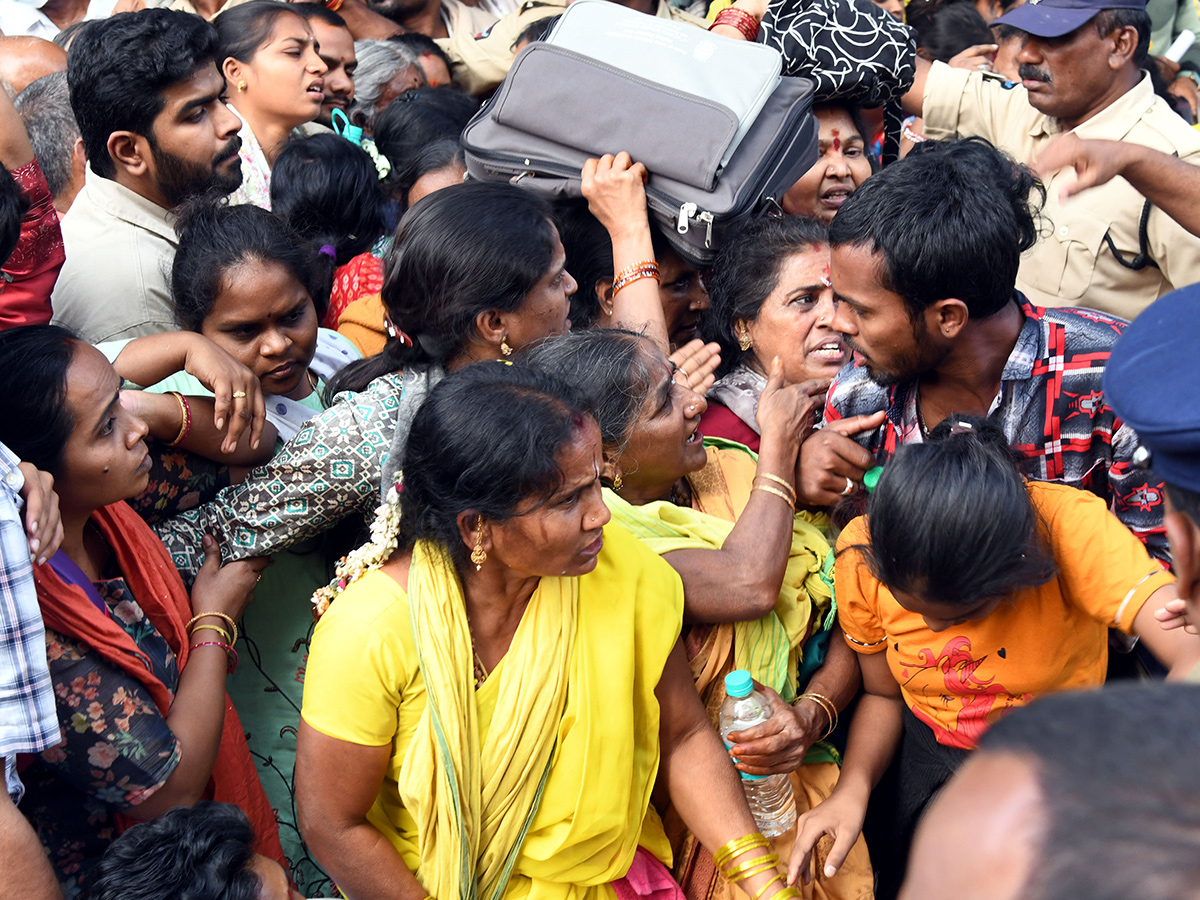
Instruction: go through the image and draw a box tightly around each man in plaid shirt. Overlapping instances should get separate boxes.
[0,441,66,898]
[797,138,1168,562]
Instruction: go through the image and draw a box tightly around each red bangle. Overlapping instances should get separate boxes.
[190,640,239,674]
[710,7,760,42]
[326,0,344,10]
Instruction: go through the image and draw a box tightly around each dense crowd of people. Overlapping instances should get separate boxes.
[2,0,1200,897]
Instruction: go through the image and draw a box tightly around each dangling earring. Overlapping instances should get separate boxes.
[737,328,752,351]
[236,80,247,93]
[500,338,513,357]
[612,473,623,492]
[470,515,487,570]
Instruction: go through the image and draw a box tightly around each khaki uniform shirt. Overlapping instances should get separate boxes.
[924,62,1200,321]
[51,167,178,343]
[442,0,706,96]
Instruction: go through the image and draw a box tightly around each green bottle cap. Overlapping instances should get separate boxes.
[863,466,884,493]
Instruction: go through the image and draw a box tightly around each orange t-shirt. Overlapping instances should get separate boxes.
[836,481,1174,750]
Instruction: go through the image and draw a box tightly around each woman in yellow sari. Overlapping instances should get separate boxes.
[295,362,803,900]
[524,331,873,900]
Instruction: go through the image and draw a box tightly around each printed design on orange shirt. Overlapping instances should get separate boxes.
[899,635,1029,750]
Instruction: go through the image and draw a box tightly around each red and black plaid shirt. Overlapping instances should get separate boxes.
[824,296,1169,563]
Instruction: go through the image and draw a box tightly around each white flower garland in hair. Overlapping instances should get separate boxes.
[311,477,404,618]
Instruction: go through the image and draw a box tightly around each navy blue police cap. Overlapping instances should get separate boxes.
[1104,286,1200,493]
[993,0,1148,39]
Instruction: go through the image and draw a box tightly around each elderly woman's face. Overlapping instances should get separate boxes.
[486,419,611,577]
[741,244,847,386]
[616,344,708,491]
[782,106,872,224]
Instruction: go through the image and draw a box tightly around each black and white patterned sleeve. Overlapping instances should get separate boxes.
[759,0,917,105]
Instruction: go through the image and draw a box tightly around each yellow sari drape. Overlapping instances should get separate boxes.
[604,442,833,702]
[317,525,683,900]
[606,440,875,900]
[398,540,577,900]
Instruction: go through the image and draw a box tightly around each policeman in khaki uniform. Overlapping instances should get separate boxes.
[440,0,707,95]
[902,0,1200,322]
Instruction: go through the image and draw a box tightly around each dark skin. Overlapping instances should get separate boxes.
[796,243,1024,507]
[297,424,785,900]
[611,340,861,774]
[55,345,271,820]
[0,788,61,900]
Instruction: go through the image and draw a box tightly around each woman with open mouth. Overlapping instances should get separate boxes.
[699,216,848,454]
[525,328,871,900]
[780,104,875,224]
[215,0,329,210]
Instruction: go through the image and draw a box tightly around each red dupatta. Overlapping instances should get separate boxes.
[32,501,285,866]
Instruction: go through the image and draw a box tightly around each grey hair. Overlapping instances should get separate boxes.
[518,329,659,465]
[15,72,80,201]
[348,38,426,126]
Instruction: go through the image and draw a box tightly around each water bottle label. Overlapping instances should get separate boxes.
[723,738,768,781]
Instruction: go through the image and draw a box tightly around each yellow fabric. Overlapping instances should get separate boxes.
[604,445,832,701]
[336,292,388,359]
[400,539,576,900]
[643,446,873,900]
[836,481,1175,750]
[302,524,684,900]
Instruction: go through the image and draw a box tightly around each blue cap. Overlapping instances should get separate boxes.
[725,670,754,698]
[993,0,1147,39]
[1104,286,1200,493]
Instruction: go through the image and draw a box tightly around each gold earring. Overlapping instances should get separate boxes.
[612,473,623,492]
[470,515,486,570]
[500,338,513,357]
[236,80,247,93]
[737,329,752,351]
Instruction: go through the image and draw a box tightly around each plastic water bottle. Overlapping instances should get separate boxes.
[718,670,797,837]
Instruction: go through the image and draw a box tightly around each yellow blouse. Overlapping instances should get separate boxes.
[302,524,685,900]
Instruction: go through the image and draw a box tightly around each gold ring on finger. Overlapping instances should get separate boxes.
[232,390,247,399]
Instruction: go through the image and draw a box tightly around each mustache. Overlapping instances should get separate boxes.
[1018,63,1052,83]
[842,334,867,359]
[215,135,242,165]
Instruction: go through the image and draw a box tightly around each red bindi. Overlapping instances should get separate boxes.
[831,129,841,152]
[821,263,832,288]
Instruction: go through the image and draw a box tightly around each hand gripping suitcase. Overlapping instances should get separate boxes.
[461,0,818,267]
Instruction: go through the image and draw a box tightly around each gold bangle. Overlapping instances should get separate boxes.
[166,391,192,447]
[724,852,779,879]
[189,623,232,643]
[713,834,771,870]
[794,692,838,739]
[751,483,794,511]
[185,611,238,646]
[726,856,781,883]
[806,691,839,736]
[767,888,801,900]
[750,874,785,900]
[754,472,796,500]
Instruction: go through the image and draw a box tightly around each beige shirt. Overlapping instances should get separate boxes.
[50,166,178,343]
[443,0,706,96]
[924,62,1200,321]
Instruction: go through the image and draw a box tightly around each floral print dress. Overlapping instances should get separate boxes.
[21,575,182,899]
